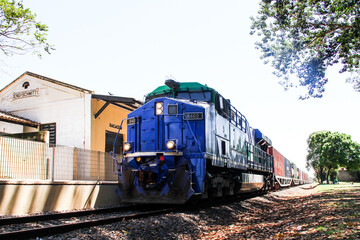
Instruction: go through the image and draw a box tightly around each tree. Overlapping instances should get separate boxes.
[321,132,350,183]
[0,0,52,57]
[306,131,330,183]
[345,140,360,171]
[306,131,360,183]
[250,0,360,99]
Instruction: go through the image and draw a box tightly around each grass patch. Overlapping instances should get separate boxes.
[316,182,360,192]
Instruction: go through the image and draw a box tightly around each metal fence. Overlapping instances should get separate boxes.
[0,136,120,181]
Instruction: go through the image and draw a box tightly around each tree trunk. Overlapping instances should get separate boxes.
[319,168,324,183]
[326,168,332,184]
[316,172,320,183]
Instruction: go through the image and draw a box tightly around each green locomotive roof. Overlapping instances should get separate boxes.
[146,82,214,99]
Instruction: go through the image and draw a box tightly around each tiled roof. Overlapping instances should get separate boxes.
[0,71,94,94]
[0,111,39,127]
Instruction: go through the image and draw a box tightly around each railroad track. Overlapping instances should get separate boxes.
[0,205,178,240]
[0,186,308,239]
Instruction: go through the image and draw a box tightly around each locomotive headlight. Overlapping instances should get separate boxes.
[155,102,164,115]
[124,142,132,152]
[166,140,176,150]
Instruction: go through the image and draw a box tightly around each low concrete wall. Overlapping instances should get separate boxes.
[338,170,358,182]
[0,181,122,216]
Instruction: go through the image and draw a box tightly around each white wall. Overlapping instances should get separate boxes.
[0,122,23,134]
[0,74,92,149]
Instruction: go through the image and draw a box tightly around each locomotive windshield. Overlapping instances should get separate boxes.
[146,92,172,101]
[176,91,212,102]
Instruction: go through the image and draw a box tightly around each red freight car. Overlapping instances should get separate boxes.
[268,147,292,187]
[268,147,284,177]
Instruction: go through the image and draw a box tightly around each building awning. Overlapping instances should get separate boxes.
[0,111,39,128]
[92,94,143,119]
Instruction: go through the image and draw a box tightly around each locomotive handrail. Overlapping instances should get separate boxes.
[112,118,131,174]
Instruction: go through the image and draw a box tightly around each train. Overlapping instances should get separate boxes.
[112,80,310,204]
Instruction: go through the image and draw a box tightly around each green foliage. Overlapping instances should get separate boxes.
[251,0,360,99]
[306,131,330,182]
[307,131,360,183]
[0,0,53,57]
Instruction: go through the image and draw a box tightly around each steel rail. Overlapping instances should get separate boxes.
[0,207,178,240]
[0,205,139,226]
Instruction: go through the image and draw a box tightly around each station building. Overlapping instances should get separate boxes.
[0,72,142,215]
[0,71,142,153]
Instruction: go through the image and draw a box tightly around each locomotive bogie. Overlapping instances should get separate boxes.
[118,154,195,204]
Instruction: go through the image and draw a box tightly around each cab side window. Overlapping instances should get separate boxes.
[215,93,230,118]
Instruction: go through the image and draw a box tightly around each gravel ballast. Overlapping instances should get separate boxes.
[35,184,327,239]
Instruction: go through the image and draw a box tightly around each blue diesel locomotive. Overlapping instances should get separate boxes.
[113,80,275,204]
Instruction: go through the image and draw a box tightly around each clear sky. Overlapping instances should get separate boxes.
[1,0,359,174]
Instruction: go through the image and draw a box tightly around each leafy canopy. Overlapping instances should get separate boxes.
[251,0,360,99]
[0,0,53,57]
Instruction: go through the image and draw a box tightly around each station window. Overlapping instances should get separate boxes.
[40,123,56,145]
[105,131,123,154]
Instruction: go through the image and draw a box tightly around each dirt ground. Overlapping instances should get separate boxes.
[197,183,360,239]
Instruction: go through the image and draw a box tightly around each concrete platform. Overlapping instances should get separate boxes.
[0,180,122,216]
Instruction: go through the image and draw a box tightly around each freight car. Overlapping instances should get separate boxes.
[112,80,309,204]
[268,147,292,188]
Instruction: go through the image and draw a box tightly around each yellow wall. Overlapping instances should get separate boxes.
[91,99,130,152]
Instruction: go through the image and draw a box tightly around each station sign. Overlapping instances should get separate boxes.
[12,88,40,100]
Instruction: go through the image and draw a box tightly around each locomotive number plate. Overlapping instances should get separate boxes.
[183,112,203,120]
[127,117,137,125]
